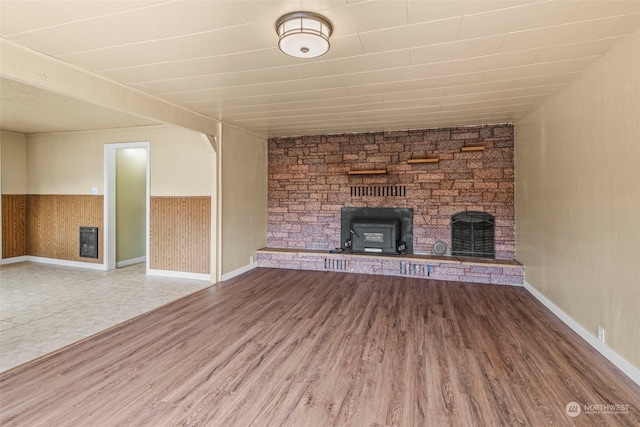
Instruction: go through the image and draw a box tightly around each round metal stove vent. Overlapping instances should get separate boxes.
[432,240,447,255]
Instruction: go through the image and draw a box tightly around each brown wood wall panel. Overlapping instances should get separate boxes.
[2,195,27,259]
[26,195,103,264]
[150,196,210,274]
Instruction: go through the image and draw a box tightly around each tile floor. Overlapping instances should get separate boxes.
[0,262,211,373]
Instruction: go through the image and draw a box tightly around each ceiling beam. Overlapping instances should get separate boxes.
[0,39,220,136]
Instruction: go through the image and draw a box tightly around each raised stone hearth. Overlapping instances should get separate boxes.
[257,248,524,286]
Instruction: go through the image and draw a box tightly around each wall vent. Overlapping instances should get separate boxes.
[399,261,429,277]
[350,185,406,197]
[79,226,99,258]
[324,258,348,271]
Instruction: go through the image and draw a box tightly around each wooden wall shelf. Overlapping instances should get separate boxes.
[460,146,486,152]
[407,157,440,164]
[348,169,387,175]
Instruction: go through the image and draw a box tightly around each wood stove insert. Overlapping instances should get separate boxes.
[341,207,413,255]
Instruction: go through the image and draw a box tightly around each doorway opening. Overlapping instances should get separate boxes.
[104,142,150,271]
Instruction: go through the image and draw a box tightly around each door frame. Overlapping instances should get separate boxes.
[103,142,150,272]
[0,142,3,261]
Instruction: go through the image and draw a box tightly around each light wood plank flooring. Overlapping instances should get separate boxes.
[1,268,638,426]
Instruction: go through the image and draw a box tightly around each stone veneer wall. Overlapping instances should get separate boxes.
[268,124,515,259]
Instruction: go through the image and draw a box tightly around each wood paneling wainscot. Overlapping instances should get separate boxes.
[150,196,210,274]
[26,195,103,264]
[2,195,27,259]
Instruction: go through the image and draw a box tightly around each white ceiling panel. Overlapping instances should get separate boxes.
[458,1,581,39]
[185,86,349,110]
[54,1,245,50]
[448,48,543,75]
[435,95,549,111]
[536,37,625,63]
[329,0,408,34]
[6,26,94,56]
[484,56,601,82]
[410,35,505,65]
[327,50,411,74]
[410,72,487,90]
[411,91,548,109]
[210,22,281,54]
[1,0,639,136]
[442,76,571,96]
[207,92,386,116]
[298,34,366,61]
[305,71,378,90]
[602,13,640,37]
[345,81,414,97]
[52,1,171,21]
[59,45,161,72]
[359,17,461,53]
[0,1,70,35]
[568,0,640,22]
[60,32,233,72]
[100,50,285,84]
[155,79,315,104]
[407,0,526,24]
[373,61,452,84]
[227,0,348,23]
[381,87,446,103]
[499,16,624,52]
[136,60,333,93]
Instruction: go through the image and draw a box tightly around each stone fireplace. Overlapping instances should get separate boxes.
[260,123,522,285]
[267,124,515,260]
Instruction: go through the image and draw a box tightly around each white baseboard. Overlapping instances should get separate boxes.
[523,280,640,386]
[116,256,146,268]
[12,256,108,270]
[221,262,258,281]
[147,269,210,282]
[1,255,210,281]
[1,256,28,265]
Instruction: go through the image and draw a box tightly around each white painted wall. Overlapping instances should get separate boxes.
[0,130,27,194]
[26,125,212,196]
[221,125,267,275]
[515,31,640,371]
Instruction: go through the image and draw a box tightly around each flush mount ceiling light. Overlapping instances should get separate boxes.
[276,11,333,58]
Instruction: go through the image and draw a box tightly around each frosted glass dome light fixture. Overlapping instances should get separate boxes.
[276,11,333,58]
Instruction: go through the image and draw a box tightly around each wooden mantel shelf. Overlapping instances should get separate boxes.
[460,145,486,152]
[348,169,387,175]
[407,157,440,164]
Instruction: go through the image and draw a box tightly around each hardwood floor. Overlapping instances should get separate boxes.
[1,268,638,426]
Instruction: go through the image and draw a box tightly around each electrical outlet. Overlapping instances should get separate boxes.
[250,256,254,264]
[597,326,605,343]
